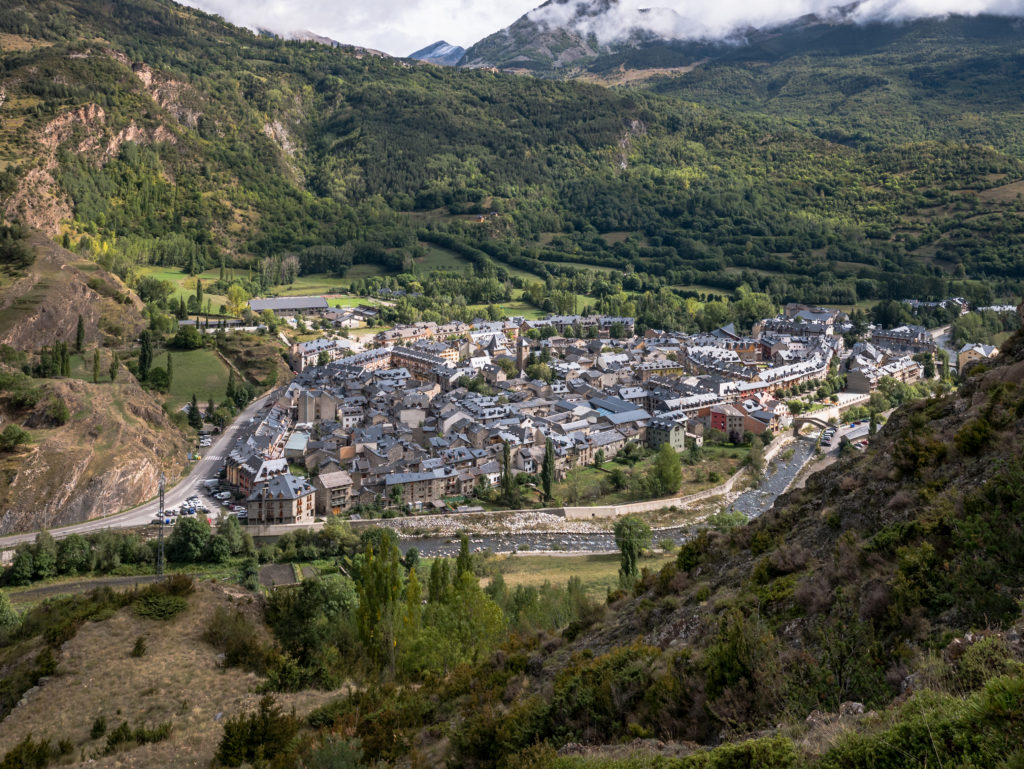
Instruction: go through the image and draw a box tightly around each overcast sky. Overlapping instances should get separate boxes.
[180,0,1024,57]
[179,0,541,56]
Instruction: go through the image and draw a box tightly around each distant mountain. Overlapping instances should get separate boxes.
[459,0,1021,78]
[408,40,466,66]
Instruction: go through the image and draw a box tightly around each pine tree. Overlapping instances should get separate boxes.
[166,352,173,388]
[92,349,99,383]
[188,393,203,429]
[75,315,84,352]
[138,330,153,381]
[542,437,555,503]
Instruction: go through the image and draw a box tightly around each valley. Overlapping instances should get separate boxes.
[0,0,1023,767]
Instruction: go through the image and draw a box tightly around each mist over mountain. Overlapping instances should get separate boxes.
[460,0,1024,71]
[523,0,1024,45]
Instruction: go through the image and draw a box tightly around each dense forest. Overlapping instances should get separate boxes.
[1,0,1023,333]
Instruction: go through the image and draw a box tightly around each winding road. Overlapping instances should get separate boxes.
[0,393,275,549]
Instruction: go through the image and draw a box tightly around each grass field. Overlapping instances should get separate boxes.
[266,273,346,296]
[482,552,675,600]
[466,299,547,320]
[162,347,232,411]
[136,265,228,309]
[340,264,387,283]
[414,244,472,273]
[551,444,748,507]
[326,295,382,308]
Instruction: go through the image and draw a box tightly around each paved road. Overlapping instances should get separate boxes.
[0,393,276,549]
[930,324,959,361]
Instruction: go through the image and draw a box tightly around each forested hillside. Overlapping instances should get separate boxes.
[1,0,1023,335]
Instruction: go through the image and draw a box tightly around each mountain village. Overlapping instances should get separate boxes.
[213,295,986,527]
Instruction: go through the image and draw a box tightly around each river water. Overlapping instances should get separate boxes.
[399,437,817,558]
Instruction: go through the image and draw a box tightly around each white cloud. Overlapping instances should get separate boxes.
[178,0,542,56]
[178,0,1024,54]
[528,0,1024,44]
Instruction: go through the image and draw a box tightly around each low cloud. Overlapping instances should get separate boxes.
[528,0,1024,43]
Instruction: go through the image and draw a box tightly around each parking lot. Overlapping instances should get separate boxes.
[151,476,246,526]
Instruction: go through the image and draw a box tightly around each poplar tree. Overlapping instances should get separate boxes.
[75,315,84,352]
[92,348,99,383]
[500,440,515,504]
[456,533,472,578]
[109,352,119,383]
[614,515,652,584]
[356,539,403,676]
[542,437,555,503]
[166,352,173,388]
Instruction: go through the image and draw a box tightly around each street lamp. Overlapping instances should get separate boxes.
[157,473,167,576]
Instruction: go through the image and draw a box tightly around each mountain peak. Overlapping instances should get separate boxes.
[408,40,466,66]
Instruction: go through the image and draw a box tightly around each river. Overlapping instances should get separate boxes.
[399,436,818,557]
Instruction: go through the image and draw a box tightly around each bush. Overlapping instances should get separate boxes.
[91,715,107,739]
[215,695,300,767]
[103,720,171,755]
[0,734,58,769]
[202,607,274,674]
[0,424,31,452]
[44,397,70,426]
[131,636,147,658]
[171,325,204,349]
[204,535,232,564]
[133,594,188,621]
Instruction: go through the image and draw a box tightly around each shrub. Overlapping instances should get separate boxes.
[0,424,31,452]
[215,695,299,767]
[0,734,58,768]
[91,715,107,739]
[131,636,147,658]
[202,607,274,674]
[954,418,993,456]
[103,720,171,754]
[133,594,187,621]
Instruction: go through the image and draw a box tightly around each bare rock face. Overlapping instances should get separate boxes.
[0,233,145,350]
[0,377,189,534]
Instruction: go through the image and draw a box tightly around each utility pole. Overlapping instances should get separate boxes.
[157,473,166,576]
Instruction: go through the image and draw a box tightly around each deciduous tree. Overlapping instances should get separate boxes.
[613,515,651,584]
